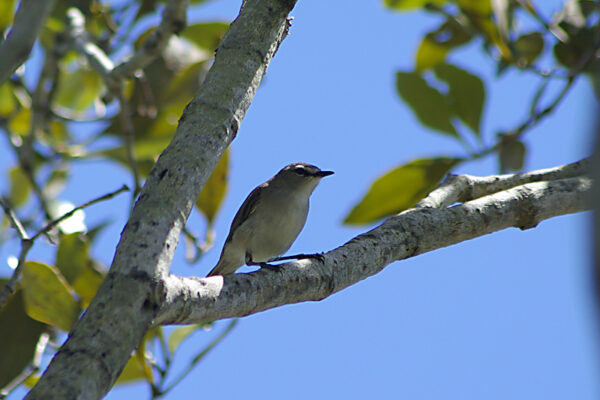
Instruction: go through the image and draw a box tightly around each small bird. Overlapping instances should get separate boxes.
[207,162,334,276]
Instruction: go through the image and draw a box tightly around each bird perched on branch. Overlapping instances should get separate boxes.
[207,162,333,276]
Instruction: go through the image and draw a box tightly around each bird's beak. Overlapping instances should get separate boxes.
[317,170,334,177]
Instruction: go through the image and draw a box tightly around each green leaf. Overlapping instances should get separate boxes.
[553,26,597,69]
[416,21,473,70]
[458,0,512,61]
[115,327,162,385]
[8,108,31,136]
[0,288,47,389]
[499,139,526,172]
[0,0,16,32]
[8,166,31,207]
[115,354,148,384]
[513,32,544,67]
[56,233,90,284]
[344,157,462,225]
[168,324,210,355]
[0,81,17,116]
[21,261,80,331]
[433,63,485,136]
[72,261,106,308]
[98,137,172,177]
[54,66,104,112]
[457,0,492,14]
[85,219,112,243]
[196,150,229,225]
[182,22,230,52]
[383,0,448,10]
[395,71,457,137]
[416,35,449,71]
[162,62,207,106]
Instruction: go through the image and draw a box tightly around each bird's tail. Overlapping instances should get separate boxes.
[206,247,241,277]
[206,264,220,277]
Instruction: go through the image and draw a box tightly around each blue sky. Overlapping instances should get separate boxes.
[2,0,599,399]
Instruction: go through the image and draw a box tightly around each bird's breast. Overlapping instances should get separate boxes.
[245,197,309,262]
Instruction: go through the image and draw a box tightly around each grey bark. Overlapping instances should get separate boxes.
[154,168,592,326]
[26,0,297,398]
[24,0,593,397]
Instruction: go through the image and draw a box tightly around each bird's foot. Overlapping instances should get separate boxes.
[246,254,283,273]
[268,252,325,263]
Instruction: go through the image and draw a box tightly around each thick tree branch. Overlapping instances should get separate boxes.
[154,166,592,326]
[417,157,590,208]
[27,0,297,399]
[0,0,56,85]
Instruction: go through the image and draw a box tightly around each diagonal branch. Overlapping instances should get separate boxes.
[154,165,592,326]
[417,157,591,208]
[27,0,298,398]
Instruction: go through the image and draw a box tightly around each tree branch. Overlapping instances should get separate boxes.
[0,0,56,85]
[417,157,590,208]
[26,0,297,398]
[154,165,592,326]
[0,185,130,308]
[110,0,189,80]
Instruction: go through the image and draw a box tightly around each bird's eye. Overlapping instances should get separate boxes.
[293,166,308,175]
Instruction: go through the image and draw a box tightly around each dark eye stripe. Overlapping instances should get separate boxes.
[294,167,312,176]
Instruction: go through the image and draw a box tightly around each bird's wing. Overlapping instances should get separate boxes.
[225,182,267,243]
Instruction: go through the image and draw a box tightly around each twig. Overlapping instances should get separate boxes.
[0,185,129,308]
[31,184,130,241]
[509,76,574,139]
[516,0,568,42]
[472,75,576,162]
[0,333,49,398]
[0,198,28,240]
[156,319,238,397]
[63,2,190,198]
[110,0,189,80]
[22,35,67,223]
[65,8,118,91]
[182,226,214,264]
[0,197,33,308]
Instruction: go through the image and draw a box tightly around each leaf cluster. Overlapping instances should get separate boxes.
[344,0,599,225]
[0,0,235,396]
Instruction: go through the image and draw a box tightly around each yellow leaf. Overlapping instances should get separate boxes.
[168,324,210,354]
[196,150,229,225]
[8,166,31,207]
[8,108,31,136]
[115,355,148,385]
[384,0,448,10]
[344,157,462,225]
[0,82,16,117]
[54,67,104,111]
[21,261,80,331]
[56,233,90,284]
[71,261,106,308]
